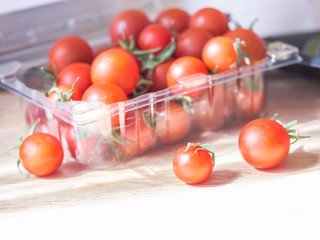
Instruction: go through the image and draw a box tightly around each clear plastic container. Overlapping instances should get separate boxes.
[0,0,302,166]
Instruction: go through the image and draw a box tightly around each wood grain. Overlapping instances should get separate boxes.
[0,70,319,239]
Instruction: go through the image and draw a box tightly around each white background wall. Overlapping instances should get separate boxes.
[1,0,320,37]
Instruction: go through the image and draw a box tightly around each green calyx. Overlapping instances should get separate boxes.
[271,114,310,144]
[231,38,250,68]
[185,143,216,167]
[7,119,40,175]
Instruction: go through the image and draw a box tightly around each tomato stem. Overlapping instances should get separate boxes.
[186,143,216,167]
[231,38,250,68]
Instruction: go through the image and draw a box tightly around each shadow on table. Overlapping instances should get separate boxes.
[259,146,320,174]
[194,170,241,187]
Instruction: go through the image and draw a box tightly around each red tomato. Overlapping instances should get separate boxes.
[75,134,110,165]
[117,110,155,158]
[25,103,48,132]
[155,8,190,35]
[173,143,214,184]
[166,56,208,96]
[235,86,264,119]
[202,36,237,73]
[93,45,113,58]
[48,84,83,101]
[175,28,213,59]
[224,28,266,63]
[48,36,93,73]
[156,102,191,143]
[19,132,64,177]
[148,58,175,92]
[238,118,291,169]
[138,24,172,54]
[82,82,128,127]
[65,124,77,159]
[91,48,139,95]
[57,63,92,93]
[109,9,151,45]
[189,8,229,36]
[193,84,233,131]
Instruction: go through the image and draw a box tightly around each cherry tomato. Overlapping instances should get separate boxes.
[82,82,128,127]
[117,110,155,158]
[25,103,48,132]
[57,63,92,93]
[155,8,190,35]
[175,28,213,59]
[238,118,290,169]
[93,45,113,58]
[173,143,214,184]
[48,84,83,101]
[224,28,266,63]
[148,58,175,92]
[19,132,64,177]
[109,9,151,46]
[91,48,139,95]
[166,56,208,97]
[65,124,77,159]
[202,36,237,73]
[235,85,264,119]
[138,24,172,54]
[155,102,191,143]
[48,36,94,73]
[193,84,233,131]
[189,8,229,36]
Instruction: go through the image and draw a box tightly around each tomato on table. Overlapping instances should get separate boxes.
[173,143,215,184]
[189,8,229,36]
[91,48,140,95]
[166,56,208,97]
[57,62,92,94]
[138,24,172,54]
[155,101,191,143]
[19,132,64,177]
[109,9,151,45]
[155,8,190,36]
[238,118,307,169]
[49,36,94,73]
[175,28,213,59]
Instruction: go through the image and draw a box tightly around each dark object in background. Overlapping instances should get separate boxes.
[267,31,320,77]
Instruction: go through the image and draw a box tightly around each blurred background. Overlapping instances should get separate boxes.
[1,0,320,60]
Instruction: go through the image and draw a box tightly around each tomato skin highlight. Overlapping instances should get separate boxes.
[238,118,290,169]
[166,56,208,97]
[91,48,140,95]
[19,133,64,177]
[49,36,93,73]
[173,145,213,184]
[189,8,229,36]
[202,36,237,73]
[109,9,151,46]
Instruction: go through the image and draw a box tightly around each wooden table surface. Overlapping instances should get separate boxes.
[0,70,319,240]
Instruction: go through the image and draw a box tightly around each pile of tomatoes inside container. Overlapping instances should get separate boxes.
[22,7,269,177]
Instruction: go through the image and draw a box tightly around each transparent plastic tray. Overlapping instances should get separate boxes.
[0,41,302,165]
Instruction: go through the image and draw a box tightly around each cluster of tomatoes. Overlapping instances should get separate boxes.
[19,7,270,178]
